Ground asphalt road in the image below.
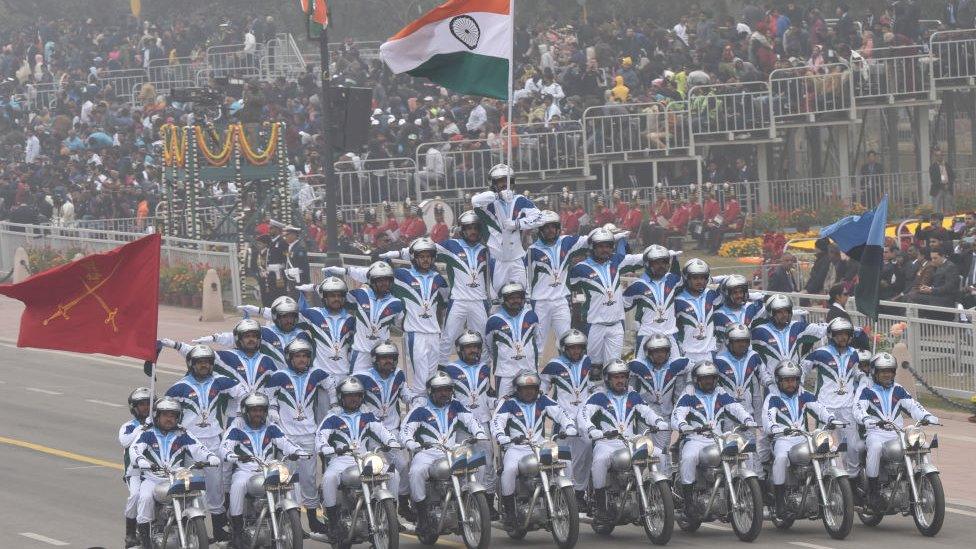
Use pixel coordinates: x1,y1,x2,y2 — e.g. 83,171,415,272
1,341,975,549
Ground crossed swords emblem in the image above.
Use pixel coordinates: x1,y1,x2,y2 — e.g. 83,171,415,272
42,260,122,333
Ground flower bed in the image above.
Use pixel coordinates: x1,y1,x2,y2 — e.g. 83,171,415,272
25,246,87,273
159,263,233,307
719,231,819,258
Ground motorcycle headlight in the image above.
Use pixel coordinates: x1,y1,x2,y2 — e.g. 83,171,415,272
362,453,387,475
451,447,473,462
174,469,194,488
632,435,655,459
723,433,746,454
813,430,834,452
906,427,926,449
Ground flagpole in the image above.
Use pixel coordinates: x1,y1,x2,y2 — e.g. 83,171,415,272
505,0,515,174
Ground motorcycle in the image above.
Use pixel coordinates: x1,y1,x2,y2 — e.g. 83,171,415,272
588,428,675,545
853,419,944,537
229,450,308,548
142,462,211,549
763,423,854,539
670,425,764,542
414,438,491,549
501,433,579,549
328,442,400,549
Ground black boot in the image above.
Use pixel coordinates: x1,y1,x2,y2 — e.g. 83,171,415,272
592,488,610,522
325,505,345,542
137,522,151,549
682,483,699,519
500,495,517,530
306,507,327,535
229,515,245,549
485,493,500,521
398,495,416,523
867,477,884,513
774,484,788,518
124,517,138,548
575,490,589,513
211,512,230,543
413,499,429,534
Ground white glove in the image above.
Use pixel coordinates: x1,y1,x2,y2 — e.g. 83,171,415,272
207,455,220,467
322,266,346,277
379,251,400,260
613,230,630,240
669,250,683,257
285,267,301,281
237,304,261,315
191,336,215,344
159,338,177,349
500,189,514,201
564,426,579,437
295,283,315,292
502,218,518,231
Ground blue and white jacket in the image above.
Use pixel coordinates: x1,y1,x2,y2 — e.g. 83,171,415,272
165,373,248,439
220,423,301,472
486,304,539,379
854,383,937,431
752,321,827,369
173,341,279,393
628,356,691,412
526,235,591,302
800,343,863,410
391,240,490,302
671,387,755,442
675,287,723,355
540,354,594,411
400,399,486,451
579,390,669,441
624,272,682,337
350,265,448,334
713,347,766,414
762,388,834,437
119,418,147,478
316,410,398,457
297,294,355,375
201,323,310,366
440,359,493,423
570,253,645,325
713,299,765,348
264,367,333,437
346,286,404,354
491,395,576,446
130,427,217,480
471,190,545,261
354,368,408,431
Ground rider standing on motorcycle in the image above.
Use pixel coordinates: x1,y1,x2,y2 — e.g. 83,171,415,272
401,371,488,533
671,361,757,518
492,369,578,527
163,345,248,543
569,229,646,375
751,294,828,380
854,352,939,511
263,338,334,534
541,329,596,508
440,331,499,518
292,277,356,375
337,261,404,372
354,340,413,520
204,296,311,365
221,393,306,547
318,377,401,540
801,318,866,481
130,397,221,548
380,210,491,363
120,387,151,547
762,361,837,517
485,281,539,397
579,360,670,522
627,335,691,471
712,274,764,350
714,323,766,469
623,244,682,361
471,163,546,295
674,258,723,364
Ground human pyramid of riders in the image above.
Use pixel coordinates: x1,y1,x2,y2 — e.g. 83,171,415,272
120,164,945,549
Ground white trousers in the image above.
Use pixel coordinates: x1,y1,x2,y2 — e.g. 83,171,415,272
349,350,373,373
474,422,496,493
291,435,319,508
322,455,355,508
587,322,624,366
568,435,592,491
409,448,443,502
230,469,273,516
491,260,527,297
533,299,572,355
684,351,714,366
197,436,226,514
406,332,442,403
679,439,713,485
386,448,411,496
500,445,533,496
829,407,863,476
592,438,659,490
865,430,898,478
634,333,680,362
439,299,489,362
771,436,806,485
124,475,141,519
137,476,163,524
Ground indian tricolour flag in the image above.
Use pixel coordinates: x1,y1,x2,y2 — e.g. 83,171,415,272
380,0,512,99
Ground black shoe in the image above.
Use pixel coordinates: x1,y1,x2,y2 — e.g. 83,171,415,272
575,490,588,513
682,483,699,519
485,493,500,521
325,505,346,542
229,515,245,549
501,495,517,530
307,507,328,535
124,517,138,548
867,477,884,513
592,488,610,523
773,484,788,518
398,495,416,523
211,512,230,543
137,522,151,549
413,499,430,535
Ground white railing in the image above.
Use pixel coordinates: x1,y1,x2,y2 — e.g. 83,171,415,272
687,82,775,140
502,121,586,178
769,63,855,125
415,138,501,193
326,157,418,209
854,46,937,104
930,29,976,82
206,42,261,79
25,81,61,111
147,57,204,92
583,102,692,159
94,68,147,103
260,33,307,81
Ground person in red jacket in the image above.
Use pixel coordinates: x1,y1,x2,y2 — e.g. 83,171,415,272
593,197,615,227
376,203,400,238
669,200,691,234
399,204,427,241
692,191,721,249
613,191,630,221
362,208,381,246
702,191,720,221
621,196,643,235
429,205,450,243
653,194,673,221
705,195,743,254
560,198,583,235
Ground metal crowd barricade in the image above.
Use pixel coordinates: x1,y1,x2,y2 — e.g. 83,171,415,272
930,29,976,82
501,121,586,179
260,34,307,81
207,43,261,79
318,157,418,209
769,63,855,125
94,68,147,102
25,81,61,111
582,101,691,160
415,138,500,195
687,82,775,141
854,46,936,105
767,175,846,212
147,57,203,92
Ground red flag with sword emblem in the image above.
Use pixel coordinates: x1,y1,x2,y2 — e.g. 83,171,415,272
0,233,160,361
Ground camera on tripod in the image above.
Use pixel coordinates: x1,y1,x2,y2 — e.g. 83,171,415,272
170,87,224,106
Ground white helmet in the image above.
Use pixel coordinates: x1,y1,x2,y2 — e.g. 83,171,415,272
871,352,897,373
426,371,454,395
367,261,395,282
726,323,751,342
241,392,270,415
270,296,299,319
774,360,802,381
284,338,314,366
691,360,720,383
827,317,854,336
766,293,792,312
722,274,749,299
514,369,542,390
409,237,437,260
128,387,151,417
457,210,480,228
643,244,670,264
185,344,216,370
857,349,873,364
539,210,560,226
643,334,672,356
588,228,615,246
233,318,262,340
603,359,631,388
489,163,514,181
371,339,399,360
682,258,710,281
499,281,526,299
558,329,588,355
318,276,348,296
337,376,366,398
455,330,483,354
153,396,183,425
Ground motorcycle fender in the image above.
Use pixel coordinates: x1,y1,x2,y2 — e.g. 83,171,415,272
645,470,669,485
280,496,302,512
734,466,759,479
553,476,574,490
915,463,939,477
824,466,849,479
462,481,486,495
182,505,207,521
372,488,396,502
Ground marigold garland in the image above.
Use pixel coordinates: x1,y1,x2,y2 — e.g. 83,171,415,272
160,124,187,167
195,125,235,166
236,123,279,166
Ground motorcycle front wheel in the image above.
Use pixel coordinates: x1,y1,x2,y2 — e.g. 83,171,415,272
187,516,209,549
913,472,945,537
641,481,674,546
549,485,579,549
821,476,854,540
371,499,400,549
460,492,491,549
729,477,763,542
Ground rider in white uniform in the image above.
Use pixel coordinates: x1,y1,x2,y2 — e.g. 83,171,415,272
120,387,150,548
485,281,539,398
206,296,311,365
293,277,356,376
674,258,723,364
627,335,691,470
623,244,682,361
